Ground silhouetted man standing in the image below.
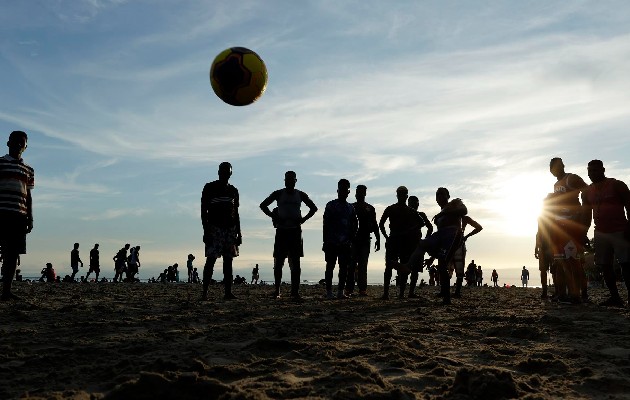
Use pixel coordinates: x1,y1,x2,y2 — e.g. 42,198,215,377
0,131,34,300
260,171,318,300
201,162,241,300
86,244,100,282
70,242,83,281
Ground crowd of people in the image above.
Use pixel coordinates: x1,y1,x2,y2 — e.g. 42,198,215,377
2,131,629,308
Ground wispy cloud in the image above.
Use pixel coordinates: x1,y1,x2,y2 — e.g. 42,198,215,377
81,208,150,221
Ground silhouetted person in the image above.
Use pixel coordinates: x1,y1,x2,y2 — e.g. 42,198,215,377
201,162,241,300
251,264,259,284
192,268,200,283
549,157,588,303
187,254,195,283
451,215,483,298
260,170,318,300
521,266,529,287
379,186,422,300
86,244,100,282
535,195,555,298
0,131,34,300
399,187,468,305
582,160,630,307
491,269,499,287
127,245,140,281
113,244,130,283
323,179,358,299
465,261,477,287
406,195,433,298
347,184,380,297
476,265,483,286
70,242,83,281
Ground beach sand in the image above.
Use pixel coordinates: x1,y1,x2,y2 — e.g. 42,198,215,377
1,281,629,399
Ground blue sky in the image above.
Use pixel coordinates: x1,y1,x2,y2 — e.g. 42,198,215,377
2,1,630,284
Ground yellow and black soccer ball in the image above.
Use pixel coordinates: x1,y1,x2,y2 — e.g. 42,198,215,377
209,47,268,106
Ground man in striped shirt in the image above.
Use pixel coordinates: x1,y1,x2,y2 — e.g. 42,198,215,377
0,131,34,301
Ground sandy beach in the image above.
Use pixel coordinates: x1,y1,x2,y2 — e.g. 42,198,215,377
1,281,629,399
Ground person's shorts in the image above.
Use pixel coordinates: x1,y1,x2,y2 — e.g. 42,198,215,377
71,265,79,273
550,217,584,260
88,265,100,274
538,248,553,272
324,243,352,266
204,225,239,259
593,230,630,265
384,235,416,264
273,227,303,258
0,212,28,255
351,240,371,265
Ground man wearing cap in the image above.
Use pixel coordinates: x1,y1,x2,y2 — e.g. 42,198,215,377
378,186,422,299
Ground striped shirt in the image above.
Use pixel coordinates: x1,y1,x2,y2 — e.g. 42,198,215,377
201,180,239,229
0,154,34,215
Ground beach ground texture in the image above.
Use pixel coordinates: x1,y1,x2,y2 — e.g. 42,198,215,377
1,282,629,399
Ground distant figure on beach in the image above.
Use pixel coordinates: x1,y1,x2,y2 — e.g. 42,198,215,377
428,264,437,286
201,162,241,300
476,265,483,286
127,245,141,282
322,179,358,299
192,267,200,283
582,160,630,307
406,195,433,298
345,185,380,297
521,266,530,287
465,261,477,287
260,170,318,300
187,254,195,283
535,195,555,298
113,244,130,283
158,268,168,283
40,263,56,282
398,187,468,305
70,242,83,281
85,244,100,282
491,269,499,287
0,131,34,301
549,157,588,303
251,264,259,284
379,186,422,300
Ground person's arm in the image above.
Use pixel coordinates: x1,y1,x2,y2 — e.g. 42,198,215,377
419,212,433,236
581,191,593,233
371,207,381,251
201,185,209,233
462,216,482,241
235,187,242,245
322,202,330,247
300,192,318,224
615,180,630,240
259,191,277,219
26,188,33,233
379,208,389,241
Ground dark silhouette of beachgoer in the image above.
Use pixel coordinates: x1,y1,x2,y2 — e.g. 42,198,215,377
346,184,380,297
85,244,100,282
192,267,200,283
521,266,530,287
450,215,483,298
491,269,499,287
158,268,168,283
428,264,437,286
322,179,358,299
113,244,130,282
201,162,241,300
126,245,140,282
70,242,83,281
187,254,195,283
535,195,555,298
582,159,630,307
465,260,477,287
398,187,468,305
260,170,318,300
0,131,34,300
251,263,259,284
378,186,422,300
406,195,433,298
549,157,588,303
476,265,483,286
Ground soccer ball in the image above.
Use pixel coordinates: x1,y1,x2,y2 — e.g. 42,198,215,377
209,47,268,106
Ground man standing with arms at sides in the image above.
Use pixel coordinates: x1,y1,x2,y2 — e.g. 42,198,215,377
582,160,630,307
260,171,318,300
0,131,34,300
201,162,241,301
112,243,130,283
85,244,100,282
535,195,555,298
346,185,380,297
379,186,421,300
70,242,83,282
323,179,358,299
521,266,530,287
407,195,432,298
549,157,589,303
